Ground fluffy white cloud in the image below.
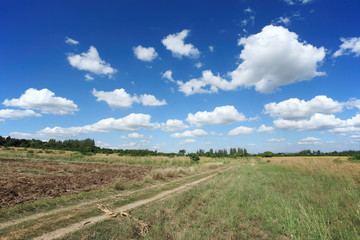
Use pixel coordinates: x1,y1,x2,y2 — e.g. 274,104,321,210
264,95,344,120
186,105,246,126
92,88,138,109
10,113,160,139
298,137,321,145
67,46,117,77
176,25,325,95
228,126,255,136
194,62,203,69
162,29,200,58
3,88,78,115
139,94,167,106
162,70,174,82
161,119,189,132
0,109,41,119
209,46,214,52
274,113,360,131
266,138,286,142
273,17,291,26
133,45,158,62
177,70,231,96
84,74,94,81
127,133,144,139
122,141,150,149
257,124,275,133
171,129,208,138
333,37,360,57
92,88,166,108
283,0,312,5
231,25,325,93
65,37,79,45
329,127,360,136
178,139,196,146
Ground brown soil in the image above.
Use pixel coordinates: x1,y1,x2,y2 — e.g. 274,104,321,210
0,158,153,208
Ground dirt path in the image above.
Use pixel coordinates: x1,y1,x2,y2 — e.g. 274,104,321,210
0,169,216,230
34,167,231,240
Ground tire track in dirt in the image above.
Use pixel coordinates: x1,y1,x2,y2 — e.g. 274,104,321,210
34,167,232,240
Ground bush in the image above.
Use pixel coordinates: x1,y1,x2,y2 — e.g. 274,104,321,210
263,151,274,158
350,154,360,162
188,153,200,163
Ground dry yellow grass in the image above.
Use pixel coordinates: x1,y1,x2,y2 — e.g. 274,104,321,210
0,147,227,167
262,156,360,182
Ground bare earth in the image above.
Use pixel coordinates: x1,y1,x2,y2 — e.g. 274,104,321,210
0,158,153,208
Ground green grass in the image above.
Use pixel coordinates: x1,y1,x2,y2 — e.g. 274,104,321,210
63,160,360,239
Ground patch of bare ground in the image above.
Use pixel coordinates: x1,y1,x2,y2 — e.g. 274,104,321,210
0,158,153,208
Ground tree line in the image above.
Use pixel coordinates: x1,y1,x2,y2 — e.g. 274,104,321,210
1,135,359,157
0,136,160,156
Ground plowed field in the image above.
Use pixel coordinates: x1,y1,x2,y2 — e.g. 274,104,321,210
0,158,153,208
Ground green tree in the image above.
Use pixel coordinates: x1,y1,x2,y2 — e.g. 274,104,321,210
263,151,274,158
178,149,186,155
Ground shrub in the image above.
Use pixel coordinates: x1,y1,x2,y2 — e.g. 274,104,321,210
350,154,360,162
188,153,200,163
263,151,274,158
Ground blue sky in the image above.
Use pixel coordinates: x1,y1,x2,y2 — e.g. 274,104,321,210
0,0,359,153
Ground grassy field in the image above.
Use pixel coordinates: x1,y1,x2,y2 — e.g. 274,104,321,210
0,146,227,166
1,149,359,239
61,157,360,240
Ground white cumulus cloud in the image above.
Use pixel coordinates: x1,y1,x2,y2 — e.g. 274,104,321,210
266,138,286,142
0,109,41,119
84,74,94,81
194,62,203,69
139,94,167,106
228,126,255,136
92,88,138,109
176,25,325,95
10,113,160,139
133,45,158,62
333,37,360,57
264,95,344,120
178,139,196,146
162,70,177,83
257,124,275,133
186,105,246,126
127,133,144,139
283,0,312,5
162,29,200,58
298,136,321,145
161,119,189,132
65,37,79,45
274,113,360,131
92,88,166,108
67,46,117,77
3,88,78,115
171,129,208,138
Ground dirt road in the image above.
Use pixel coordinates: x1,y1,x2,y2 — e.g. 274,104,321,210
37,167,230,240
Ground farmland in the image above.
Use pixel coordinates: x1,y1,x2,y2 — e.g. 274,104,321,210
0,148,359,239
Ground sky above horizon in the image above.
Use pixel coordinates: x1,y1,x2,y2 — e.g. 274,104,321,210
1,0,359,153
